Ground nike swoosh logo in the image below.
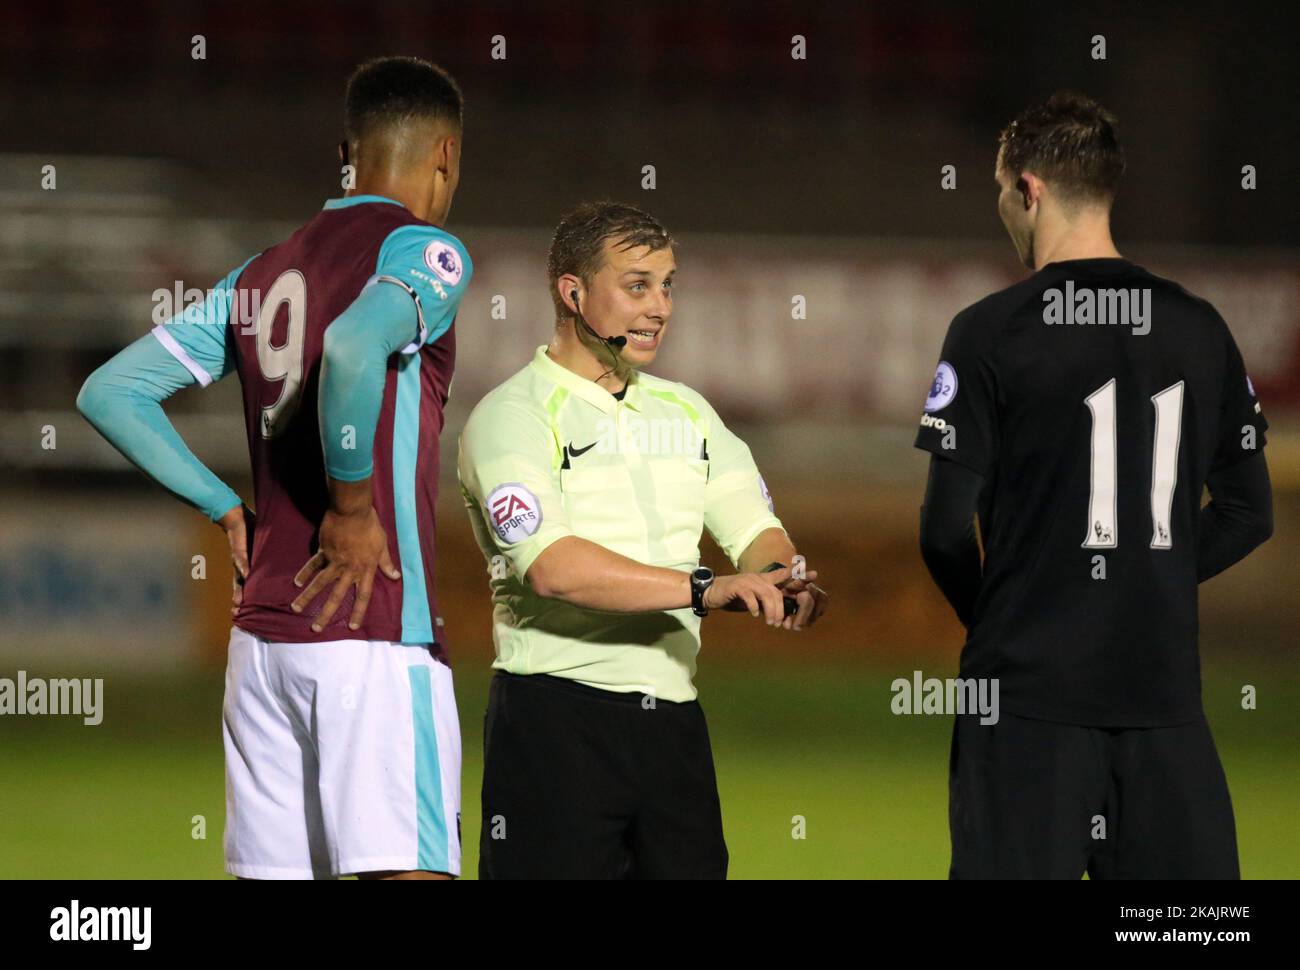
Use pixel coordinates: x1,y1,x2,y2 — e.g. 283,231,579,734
567,441,597,458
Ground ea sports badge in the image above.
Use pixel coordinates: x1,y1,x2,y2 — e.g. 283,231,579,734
487,483,541,544
924,361,958,412
424,241,463,286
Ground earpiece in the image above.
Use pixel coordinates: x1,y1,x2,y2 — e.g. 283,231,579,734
571,288,626,351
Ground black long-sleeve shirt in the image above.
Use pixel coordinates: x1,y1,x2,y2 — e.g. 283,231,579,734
918,450,1273,627
1197,450,1274,581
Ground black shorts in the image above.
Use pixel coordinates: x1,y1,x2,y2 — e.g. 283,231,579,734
949,711,1239,879
479,671,728,880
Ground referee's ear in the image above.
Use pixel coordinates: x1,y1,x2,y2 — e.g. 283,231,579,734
557,274,583,316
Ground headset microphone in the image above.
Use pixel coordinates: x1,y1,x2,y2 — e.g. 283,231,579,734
571,290,626,350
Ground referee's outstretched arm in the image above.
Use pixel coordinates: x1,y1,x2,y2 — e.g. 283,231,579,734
527,536,791,627
526,529,827,631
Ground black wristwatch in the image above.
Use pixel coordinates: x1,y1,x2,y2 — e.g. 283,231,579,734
690,566,715,617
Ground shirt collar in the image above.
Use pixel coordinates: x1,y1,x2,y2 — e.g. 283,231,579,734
529,345,644,414
322,194,404,211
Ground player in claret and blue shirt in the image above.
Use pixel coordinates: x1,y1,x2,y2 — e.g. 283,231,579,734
78,57,472,880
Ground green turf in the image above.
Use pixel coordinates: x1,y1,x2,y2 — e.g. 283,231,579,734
1,661,1296,879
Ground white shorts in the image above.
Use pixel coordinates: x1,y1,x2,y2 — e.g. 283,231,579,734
222,626,461,879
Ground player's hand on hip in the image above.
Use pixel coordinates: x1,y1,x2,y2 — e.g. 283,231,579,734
219,503,255,617
774,568,829,631
706,565,792,626
291,505,401,633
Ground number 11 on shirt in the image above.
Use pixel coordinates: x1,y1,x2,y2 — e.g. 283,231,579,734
1082,378,1185,551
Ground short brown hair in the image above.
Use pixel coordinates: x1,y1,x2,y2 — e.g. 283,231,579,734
546,202,674,316
998,92,1125,206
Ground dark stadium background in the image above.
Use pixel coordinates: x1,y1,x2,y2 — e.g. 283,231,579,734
1,0,1297,879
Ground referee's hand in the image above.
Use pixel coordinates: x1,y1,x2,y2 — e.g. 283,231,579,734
706,566,794,626
774,569,829,631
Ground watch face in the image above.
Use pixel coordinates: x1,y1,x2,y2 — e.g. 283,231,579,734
692,566,714,583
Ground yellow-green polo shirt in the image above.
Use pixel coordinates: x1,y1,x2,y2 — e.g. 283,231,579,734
457,345,784,701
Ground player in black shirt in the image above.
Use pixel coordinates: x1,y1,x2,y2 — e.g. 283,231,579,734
915,92,1273,879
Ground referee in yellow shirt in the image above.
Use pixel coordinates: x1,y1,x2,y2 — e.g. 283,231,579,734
458,202,828,879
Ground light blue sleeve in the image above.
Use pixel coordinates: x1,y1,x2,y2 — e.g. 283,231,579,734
77,333,243,522
149,258,254,385
373,226,472,352
318,278,422,482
